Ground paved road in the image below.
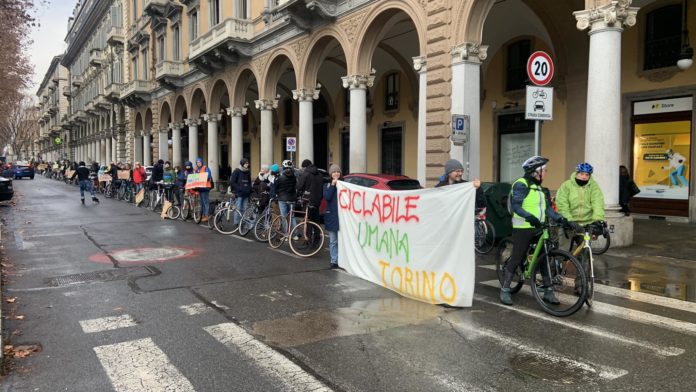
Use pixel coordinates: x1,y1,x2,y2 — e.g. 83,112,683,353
2,176,695,391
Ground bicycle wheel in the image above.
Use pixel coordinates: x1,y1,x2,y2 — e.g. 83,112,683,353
166,205,181,220
591,231,610,255
530,249,586,317
238,207,257,237
474,219,496,254
117,184,125,200
149,191,159,211
268,215,286,249
495,238,524,294
289,221,325,257
581,248,594,307
254,210,272,242
180,199,191,221
214,207,240,235
193,198,202,224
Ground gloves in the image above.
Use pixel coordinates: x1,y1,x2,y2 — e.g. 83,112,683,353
525,215,542,228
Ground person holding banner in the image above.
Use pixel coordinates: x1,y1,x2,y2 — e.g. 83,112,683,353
435,159,486,209
502,156,580,306
323,164,342,269
195,157,213,222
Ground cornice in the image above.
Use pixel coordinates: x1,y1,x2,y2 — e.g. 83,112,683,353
62,0,112,67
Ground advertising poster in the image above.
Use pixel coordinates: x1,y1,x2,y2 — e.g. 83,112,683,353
633,121,691,200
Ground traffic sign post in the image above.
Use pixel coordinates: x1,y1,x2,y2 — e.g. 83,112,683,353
286,136,296,165
526,52,555,155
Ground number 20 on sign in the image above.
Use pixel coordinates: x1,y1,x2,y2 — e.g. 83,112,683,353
527,51,554,86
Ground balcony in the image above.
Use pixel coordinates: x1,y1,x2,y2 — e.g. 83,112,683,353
89,49,104,67
120,80,153,107
62,86,71,97
95,94,110,110
188,18,253,73
143,0,169,16
85,102,97,115
107,25,126,46
74,110,88,121
104,82,122,102
72,75,83,87
155,61,185,89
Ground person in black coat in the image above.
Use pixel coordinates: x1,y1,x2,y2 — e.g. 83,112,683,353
297,159,325,223
230,158,252,224
274,160,298,232
71,161,99,204
619,165,639,216
323,164,342,269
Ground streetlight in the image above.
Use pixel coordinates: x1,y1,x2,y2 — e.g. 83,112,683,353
677,0,693,71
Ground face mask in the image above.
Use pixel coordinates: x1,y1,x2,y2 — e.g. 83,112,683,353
575,178,589,186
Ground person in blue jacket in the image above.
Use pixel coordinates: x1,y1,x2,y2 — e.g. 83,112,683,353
323,164,342,269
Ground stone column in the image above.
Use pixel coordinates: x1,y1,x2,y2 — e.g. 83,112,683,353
106,136,112,163
100,138,106,164
143,132,152,166
451,42,487,180
117,129,126,162
255,99,278,167
134,132,143,164
575,1,639,247
169,123,182,167
293,88,320,165
203,113,220,182
158,129,169,162
185,118,200,163
227,107,246,168
342,74,375,173
413,56,427,186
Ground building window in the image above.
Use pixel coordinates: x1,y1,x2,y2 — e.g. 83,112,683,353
644,5,682,70
384,72,399,111
132,56,138,80
237,0,249,19
209,0,220,26
190,10,198,40
132,0,138,21
506,39,531,91
157,35,165,62
142,48,148,79
172,25,180,61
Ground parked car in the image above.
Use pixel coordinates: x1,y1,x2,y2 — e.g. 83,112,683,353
0,177,13,201
343,173,422,190
13,164,34,180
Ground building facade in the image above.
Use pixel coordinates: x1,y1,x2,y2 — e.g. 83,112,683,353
36,0,696,237
36,56,70,162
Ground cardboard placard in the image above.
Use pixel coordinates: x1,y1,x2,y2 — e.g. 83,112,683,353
98,174,112,182
117,170,131,180
135,189,145,205
65,170,74,179
185,173,208,190
161,200,172,219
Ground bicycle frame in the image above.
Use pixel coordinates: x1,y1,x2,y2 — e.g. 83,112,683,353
571,230,595,285
522,227,551,280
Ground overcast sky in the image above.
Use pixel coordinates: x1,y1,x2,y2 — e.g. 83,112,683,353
28,1,75,95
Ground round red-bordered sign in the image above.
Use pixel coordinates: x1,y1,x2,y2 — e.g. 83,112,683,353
527,51,554,86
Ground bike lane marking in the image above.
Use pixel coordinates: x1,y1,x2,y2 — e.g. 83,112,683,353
204,322,332,392
94,338,195,392
79,315,138,333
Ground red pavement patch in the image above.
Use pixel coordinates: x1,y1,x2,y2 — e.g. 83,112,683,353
89,247,200,265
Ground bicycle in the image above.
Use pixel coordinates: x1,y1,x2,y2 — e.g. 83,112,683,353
474,208,496,254
238,193,266,237
213,193,241,235
495,223,587,317
268,198,325,257
568,221,606,307
180,190,201,222
253,198,279,242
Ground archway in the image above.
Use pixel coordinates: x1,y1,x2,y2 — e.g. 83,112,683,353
189,88,207,163
232,67,260,171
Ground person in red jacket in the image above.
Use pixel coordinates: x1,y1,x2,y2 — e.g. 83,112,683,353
133,162,147,194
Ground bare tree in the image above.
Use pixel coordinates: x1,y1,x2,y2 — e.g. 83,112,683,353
0,96,39,161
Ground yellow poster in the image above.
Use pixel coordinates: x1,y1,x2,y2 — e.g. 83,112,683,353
633,121,691,200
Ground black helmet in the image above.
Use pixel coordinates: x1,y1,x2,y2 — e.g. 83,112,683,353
521,156,549,173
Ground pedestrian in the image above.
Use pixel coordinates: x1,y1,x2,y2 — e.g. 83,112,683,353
230,158,252,225
619,165,639,216
195,157,213,222
254,164,271,209
151,159,164,185
133,162,147,194
70,161,99,204
296,159,325,223
501,156,580,306
324,164,342,269
435,159,486,209
273,160,298,234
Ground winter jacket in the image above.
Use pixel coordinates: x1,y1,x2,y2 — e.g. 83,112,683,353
323,182,339,232
151,163,164,183
274,168,297,202
72,166,91,182
230,167,252,197
163,168,175,184
133,167,147,184
555,171,605,225
297,165,325,207
435,178,487,209
195,158,212,192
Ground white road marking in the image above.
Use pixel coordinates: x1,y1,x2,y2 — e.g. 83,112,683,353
210,300,229,310
478,264,496,271
94,338,195,392
79,315,137,333
179,303,211,316
23,231,83,238
270,248,302,259
204,322,332,392
448,320,628,381
232,235,254,242
480,280,696,336
474,294,684,357
593,284,696,314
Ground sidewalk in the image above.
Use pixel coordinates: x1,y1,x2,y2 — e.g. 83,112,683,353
610,217,696,261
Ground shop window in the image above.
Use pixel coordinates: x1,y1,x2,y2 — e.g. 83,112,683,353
506,39,531,91
384,72,399,111
644,5,682,70
497,112,534,183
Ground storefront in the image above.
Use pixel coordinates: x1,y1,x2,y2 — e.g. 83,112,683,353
630,96,693,217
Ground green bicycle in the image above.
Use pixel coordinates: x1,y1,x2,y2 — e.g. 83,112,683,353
496,223,588,317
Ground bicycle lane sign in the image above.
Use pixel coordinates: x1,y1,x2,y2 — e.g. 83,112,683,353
525,86,553,121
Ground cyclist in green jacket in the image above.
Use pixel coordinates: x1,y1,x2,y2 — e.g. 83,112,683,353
555,162,605,226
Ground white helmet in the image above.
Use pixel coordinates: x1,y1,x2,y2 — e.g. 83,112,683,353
282,159,294,169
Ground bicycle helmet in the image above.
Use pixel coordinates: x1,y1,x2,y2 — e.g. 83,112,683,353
521,155,549,173
576,162,593,174
270,164,280,173
282,159,294,169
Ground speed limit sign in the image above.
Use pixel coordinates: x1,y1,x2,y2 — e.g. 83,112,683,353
527,51,554,86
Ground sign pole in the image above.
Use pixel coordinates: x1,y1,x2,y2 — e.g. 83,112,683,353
534,120,541,155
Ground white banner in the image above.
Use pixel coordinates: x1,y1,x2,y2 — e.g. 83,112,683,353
337,181,476,307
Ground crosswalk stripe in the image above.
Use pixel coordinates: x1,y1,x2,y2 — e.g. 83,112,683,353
480,280,696,336
478,264,496,271
445,320,628,381
79,315,137,333
179,303,211,316
94,338,195,392
204,322,332,392
592,284,696,314
473,294,684,357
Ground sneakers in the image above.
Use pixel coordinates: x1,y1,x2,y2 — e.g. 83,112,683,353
330,263,339,269
81,198,85,205
292,235,301,241
543,288,560,304
201,216,209,223
92,197,100,203
500,288,512,305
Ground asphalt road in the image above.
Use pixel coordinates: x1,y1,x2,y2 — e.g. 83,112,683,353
1,176,696,391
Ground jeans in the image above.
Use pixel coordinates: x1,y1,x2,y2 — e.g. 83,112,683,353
278,201,297,233
135,183,143,193
327,230,338,265
200,190,210,216
79,180,96,198
670,165,688,186
235,196,248,225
